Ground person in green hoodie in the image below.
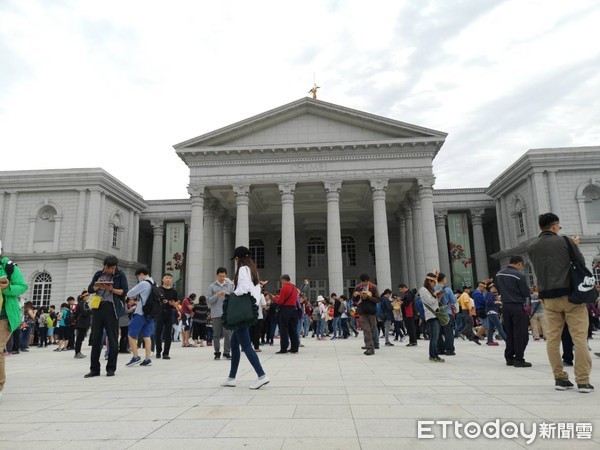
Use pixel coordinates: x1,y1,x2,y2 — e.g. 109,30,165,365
0,239,29,402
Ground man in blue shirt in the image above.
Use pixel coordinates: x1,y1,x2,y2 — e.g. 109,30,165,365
473,282,489,331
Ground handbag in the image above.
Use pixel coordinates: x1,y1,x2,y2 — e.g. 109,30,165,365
563,236,597,304
222,292,258,330
88,294,101,309
423,302,450,326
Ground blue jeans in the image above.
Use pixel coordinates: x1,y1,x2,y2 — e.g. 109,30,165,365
302,315,310,337
228,327,265,379
426,318,441,358
487,313,507,343
332,317,342,337
315,319,325,338
20,326,32,350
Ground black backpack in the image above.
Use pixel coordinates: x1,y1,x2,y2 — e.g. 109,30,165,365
142,280,162,317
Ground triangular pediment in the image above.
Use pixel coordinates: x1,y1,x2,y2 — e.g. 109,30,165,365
174,98,447,150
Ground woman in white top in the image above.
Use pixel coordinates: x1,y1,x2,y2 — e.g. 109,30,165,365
221,246,269,390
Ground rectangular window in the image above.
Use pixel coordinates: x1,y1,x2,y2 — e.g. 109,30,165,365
112,226,119,248
309,280,328,298
517,212,525,235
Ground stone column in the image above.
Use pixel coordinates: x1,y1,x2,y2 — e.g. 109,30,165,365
132,211,140,262
470,208,489,282
52,215,62,252
434,209,451,284
499,195,512,249
223,217,233,275
74,189,86,251
547,170,561,217
403,205,416,289
532,171,550,214
203,198,216,288
150,220,165,282
213,206,225,270
279,182,297,283
84,189,102,250
370,180,392,290
494,199,506,250
0,192,5,239
324,181,343,296
233,185,250,248
418,177,440,273
128,209,136,260
186,186,205,296
398,212,409,286
410,190,426,282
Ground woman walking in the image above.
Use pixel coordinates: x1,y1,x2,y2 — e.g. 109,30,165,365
419,273,445,363
221,246,269,390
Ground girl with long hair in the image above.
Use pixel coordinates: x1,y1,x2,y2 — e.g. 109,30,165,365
418,272,445,362
221,246,269,390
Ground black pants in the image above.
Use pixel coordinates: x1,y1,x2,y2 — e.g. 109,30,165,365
75,328,88,354
66,326,75,349
502,302,529,362
250,319,263,350
90,302,119,374
119,325,129,352
404,317,417,344
278,306,299,352
155,314,172,357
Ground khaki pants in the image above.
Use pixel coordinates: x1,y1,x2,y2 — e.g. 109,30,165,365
0,319,12,391
542,296,591,384
360,314,376,350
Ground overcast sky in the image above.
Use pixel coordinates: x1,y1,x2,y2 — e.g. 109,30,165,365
1,0,599,200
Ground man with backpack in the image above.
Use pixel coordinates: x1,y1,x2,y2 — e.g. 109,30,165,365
0,239,29,402
125,268,158,367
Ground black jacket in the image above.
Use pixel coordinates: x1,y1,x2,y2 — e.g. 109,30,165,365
88,268,128,319
73,299,92,329
495,266,530,304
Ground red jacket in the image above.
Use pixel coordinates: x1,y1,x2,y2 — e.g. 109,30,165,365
275,283,298,306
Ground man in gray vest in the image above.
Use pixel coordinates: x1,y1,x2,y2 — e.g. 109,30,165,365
207,267,233,360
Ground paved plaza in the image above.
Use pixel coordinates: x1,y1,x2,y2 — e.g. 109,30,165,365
1,334,600,449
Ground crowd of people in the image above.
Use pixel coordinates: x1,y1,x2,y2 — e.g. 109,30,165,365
1,212,600,400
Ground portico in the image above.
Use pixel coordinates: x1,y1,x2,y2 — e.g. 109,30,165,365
175,98,447,296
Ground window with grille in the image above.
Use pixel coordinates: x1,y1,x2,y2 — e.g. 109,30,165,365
32,272,52,308
517,211,525,235
369,235,376,265
341,235,356,267
307,237,326,268
344,279,357,298
309,279,327,298
525,263,535,287
249,238,265,269
112,225,119,248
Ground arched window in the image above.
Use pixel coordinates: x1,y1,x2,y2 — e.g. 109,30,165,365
32,272,52,308
110,213,122,249
307,237,326,268
514,198,526,235
583,184,600,222
341,236,356,267
369,235,376,265
249,238,265,269
34,205,57,243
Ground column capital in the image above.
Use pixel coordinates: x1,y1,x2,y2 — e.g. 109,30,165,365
233,184,250,198
434,209,448,227
150,220,164,234
187,185,205,198
417,176,435,190
204,198,217,214
323,180,342,194
278,182,296,196
369,179,389,192
470,207,485,225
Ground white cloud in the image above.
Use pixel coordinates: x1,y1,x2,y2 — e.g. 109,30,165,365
0,0,598,198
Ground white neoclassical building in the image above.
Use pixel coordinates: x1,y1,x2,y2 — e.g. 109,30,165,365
0,98,598,306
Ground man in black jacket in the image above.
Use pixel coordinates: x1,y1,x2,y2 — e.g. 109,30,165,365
86,256,128,378
495,255,531,368
527,212,593,393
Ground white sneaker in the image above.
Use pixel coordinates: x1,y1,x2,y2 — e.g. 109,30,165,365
221,378,236,387
249,376,270,390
